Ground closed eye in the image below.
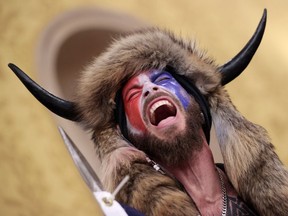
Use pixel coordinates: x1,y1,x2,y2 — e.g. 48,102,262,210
154,75,171,84
126,88,141,101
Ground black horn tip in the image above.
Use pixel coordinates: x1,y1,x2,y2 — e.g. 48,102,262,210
219,9,267,85
8,63,14,68
8,63,80,122
8,63,20,75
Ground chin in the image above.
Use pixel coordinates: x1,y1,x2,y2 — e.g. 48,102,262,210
129,104,204,166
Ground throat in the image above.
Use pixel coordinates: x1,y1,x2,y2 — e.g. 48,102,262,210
163,144,225,215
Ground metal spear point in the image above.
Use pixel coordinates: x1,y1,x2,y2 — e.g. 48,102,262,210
58,126,128,216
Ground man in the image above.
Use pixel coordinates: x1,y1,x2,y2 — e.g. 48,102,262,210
9,9,288,215
119,68,256,215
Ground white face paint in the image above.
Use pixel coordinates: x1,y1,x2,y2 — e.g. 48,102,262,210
122,69,191,139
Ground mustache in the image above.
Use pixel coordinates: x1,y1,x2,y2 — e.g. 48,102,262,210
142,91,182,118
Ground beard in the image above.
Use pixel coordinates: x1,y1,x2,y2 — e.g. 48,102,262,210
127,103,204,167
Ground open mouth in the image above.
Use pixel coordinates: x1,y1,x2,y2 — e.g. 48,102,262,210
149,100,177,126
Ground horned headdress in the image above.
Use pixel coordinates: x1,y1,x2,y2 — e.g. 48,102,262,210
9,10,266,140
11,10,288,215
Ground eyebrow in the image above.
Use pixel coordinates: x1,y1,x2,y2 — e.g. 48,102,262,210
150,71,171,82
150,71,160,82
123,83,142,99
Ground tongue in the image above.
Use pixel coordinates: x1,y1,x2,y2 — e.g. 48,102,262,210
157,116,176,127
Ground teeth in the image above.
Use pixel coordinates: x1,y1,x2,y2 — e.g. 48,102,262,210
148,99,177,126
150,100,172,115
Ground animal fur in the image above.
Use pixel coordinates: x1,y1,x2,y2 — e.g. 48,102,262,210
210,88,288,215
74,28,288,215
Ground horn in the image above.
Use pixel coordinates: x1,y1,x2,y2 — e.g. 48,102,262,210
8,63,79,121
219,9,267,85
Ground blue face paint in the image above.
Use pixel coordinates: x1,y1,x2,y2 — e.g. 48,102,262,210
149,70,191,109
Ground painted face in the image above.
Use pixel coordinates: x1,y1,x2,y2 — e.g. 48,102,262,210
122,69,191,137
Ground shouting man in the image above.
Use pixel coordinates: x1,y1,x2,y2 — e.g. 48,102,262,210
120,68,249,215
9,9,288,215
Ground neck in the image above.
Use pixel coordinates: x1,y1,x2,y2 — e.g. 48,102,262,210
163,142,224,215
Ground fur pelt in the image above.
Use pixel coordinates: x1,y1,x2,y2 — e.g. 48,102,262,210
75,28,288,215
210,87,288,215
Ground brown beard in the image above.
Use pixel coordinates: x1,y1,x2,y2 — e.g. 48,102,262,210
127,101,204,166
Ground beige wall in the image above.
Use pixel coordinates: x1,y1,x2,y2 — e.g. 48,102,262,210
1,1,288,215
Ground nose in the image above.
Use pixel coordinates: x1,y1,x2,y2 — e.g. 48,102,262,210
143,83,159,97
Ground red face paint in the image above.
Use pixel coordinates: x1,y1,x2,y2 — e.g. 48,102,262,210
122,70,191,135
122,74,147,133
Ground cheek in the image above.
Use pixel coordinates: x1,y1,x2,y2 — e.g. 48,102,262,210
162,82,190,109
177,88,191,109
125,98,147,133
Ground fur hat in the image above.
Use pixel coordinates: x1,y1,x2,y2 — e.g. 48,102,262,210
8,8,266,164
76,28,219,139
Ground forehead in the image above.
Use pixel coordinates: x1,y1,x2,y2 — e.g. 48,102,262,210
123,69,171,88
122,70,163,95
126,72,149,86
